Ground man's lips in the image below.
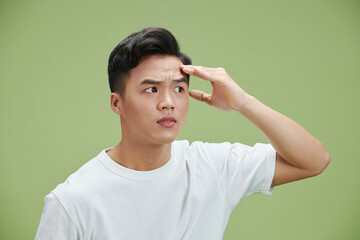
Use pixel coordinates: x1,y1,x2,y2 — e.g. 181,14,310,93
157,116,177,127
157,116,177,123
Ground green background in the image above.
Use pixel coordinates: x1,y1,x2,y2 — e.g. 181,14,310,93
1,0,359,239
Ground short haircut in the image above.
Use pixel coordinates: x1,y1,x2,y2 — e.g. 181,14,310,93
107,27,192,98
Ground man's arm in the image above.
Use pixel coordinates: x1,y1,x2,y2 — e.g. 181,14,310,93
180,65,330,187
237,95,330,187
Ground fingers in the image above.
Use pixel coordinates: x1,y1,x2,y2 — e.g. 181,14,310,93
180,65,221,82
189,90,211,104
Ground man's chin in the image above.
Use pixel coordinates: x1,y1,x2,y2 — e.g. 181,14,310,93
151,134,178,145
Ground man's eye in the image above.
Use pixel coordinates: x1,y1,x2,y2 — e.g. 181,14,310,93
145,87,157,93
175,86,184,93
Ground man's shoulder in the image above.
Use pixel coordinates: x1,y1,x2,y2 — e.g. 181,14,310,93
49,150,107,201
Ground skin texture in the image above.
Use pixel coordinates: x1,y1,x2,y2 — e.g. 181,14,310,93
107,55,189,171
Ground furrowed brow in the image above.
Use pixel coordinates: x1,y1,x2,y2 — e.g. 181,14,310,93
139,77,188,86
140,79,162,85
173,77,189,85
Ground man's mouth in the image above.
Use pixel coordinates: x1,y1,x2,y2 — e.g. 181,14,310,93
157,116,177,127
157,116,176,122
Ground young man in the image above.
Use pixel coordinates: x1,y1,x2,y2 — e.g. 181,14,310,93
35,27,330,240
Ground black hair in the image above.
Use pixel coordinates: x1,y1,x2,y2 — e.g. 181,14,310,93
107,27,192,98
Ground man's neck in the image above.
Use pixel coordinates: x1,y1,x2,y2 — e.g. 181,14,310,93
106,138,172,171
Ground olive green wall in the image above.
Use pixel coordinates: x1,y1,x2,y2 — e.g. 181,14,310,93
1,0,359,239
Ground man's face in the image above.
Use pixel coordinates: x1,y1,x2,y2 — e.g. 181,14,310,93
118,55,189,145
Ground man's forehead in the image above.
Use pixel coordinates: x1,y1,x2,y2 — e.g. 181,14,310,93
130,55,185,80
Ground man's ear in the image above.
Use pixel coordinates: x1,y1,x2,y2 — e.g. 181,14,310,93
110,92,124,116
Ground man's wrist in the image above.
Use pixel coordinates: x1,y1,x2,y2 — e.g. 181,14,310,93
233,94,257,114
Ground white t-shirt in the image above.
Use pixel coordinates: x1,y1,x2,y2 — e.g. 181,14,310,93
35,140,276,240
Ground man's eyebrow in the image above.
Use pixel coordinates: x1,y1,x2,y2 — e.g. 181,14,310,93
173,77,188,84
139,77,188,85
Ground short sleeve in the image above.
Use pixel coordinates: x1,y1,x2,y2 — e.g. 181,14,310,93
35,193,81,240
192,141,276,211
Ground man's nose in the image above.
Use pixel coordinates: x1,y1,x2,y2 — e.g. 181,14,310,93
158,91,175,111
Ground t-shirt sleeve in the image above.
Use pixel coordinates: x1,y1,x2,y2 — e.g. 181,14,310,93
193,141,276,211
35,193,81,240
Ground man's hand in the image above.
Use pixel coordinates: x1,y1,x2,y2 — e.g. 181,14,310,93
181,64,330,187
180,65,251,111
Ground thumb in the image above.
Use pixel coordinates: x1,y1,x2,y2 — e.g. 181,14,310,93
189,90,211,104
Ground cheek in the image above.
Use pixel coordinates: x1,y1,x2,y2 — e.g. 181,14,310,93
123,99,146,120
177,96,189,115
